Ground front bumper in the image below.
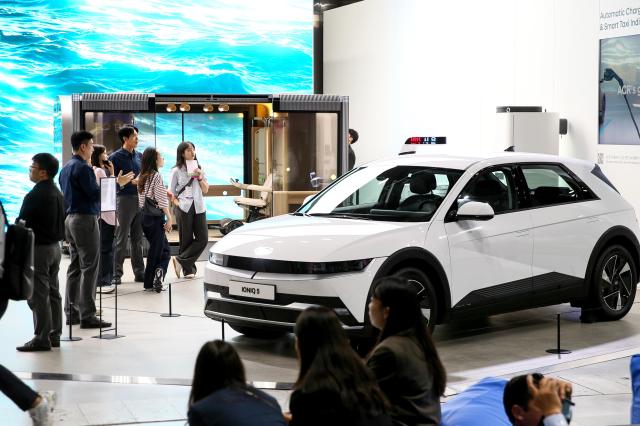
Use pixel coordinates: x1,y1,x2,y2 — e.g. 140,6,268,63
203,258,385,331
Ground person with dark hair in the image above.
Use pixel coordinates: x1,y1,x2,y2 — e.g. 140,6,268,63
15,153,65,351
503,374,573,426
289,306,391,426
188,340,285,426
1,198,57,423
169,141,209,279
91,145,116,294
366,276,447,426
137,147,172,292
59,131,132,328
109,125,145,285
348,128,359,170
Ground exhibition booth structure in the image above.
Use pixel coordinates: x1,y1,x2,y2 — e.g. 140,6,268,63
54,93,350,222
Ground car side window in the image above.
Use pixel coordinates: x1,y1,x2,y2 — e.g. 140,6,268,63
520,164,590,207
456,167,517,214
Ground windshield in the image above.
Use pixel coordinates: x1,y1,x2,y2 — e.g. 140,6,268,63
297,165,464,222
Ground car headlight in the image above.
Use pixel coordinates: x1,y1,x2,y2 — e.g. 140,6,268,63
209,252,224,266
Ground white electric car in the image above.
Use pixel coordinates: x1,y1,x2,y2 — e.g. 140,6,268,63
204,152,640,337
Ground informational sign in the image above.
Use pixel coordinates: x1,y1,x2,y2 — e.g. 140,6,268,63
404,137,447,145
599,0,640,145
100,177,117,212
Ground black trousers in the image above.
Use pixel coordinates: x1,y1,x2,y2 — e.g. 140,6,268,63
0,299,38,411
141,214,170,289
176,203,207,275
98,219,115,285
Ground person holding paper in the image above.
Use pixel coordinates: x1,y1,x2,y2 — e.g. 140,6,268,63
91,144,116,294
59,131,133,328
169,141,209,279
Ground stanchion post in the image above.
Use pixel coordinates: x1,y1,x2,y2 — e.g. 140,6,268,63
60,292,81,342
545,313,572,357
221,318,225,341
160,283,181,318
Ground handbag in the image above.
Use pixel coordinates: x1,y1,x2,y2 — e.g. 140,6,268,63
0,199,34,301
142,173,164,217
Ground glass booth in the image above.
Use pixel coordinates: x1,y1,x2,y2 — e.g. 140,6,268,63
55,94,349,222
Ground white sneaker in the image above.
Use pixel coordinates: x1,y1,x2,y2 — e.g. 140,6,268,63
97,284,115,294
29,390,56,426
184,273,195,279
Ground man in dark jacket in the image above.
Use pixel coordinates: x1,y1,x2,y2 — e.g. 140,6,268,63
108,125,144,285
59,131,133,329
16,153,65,351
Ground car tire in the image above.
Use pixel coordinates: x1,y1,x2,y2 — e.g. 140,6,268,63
393,267,439,333
587,244,637,321
227,324,287,339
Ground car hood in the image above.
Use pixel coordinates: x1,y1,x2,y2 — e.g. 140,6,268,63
213,214,431,262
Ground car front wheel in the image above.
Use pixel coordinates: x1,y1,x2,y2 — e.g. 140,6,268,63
394,267,438,333
590,244,637,321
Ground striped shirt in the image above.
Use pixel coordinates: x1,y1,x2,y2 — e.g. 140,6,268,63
138,172,169,210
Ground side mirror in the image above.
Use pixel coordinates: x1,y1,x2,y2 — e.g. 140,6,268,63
456,201,494,221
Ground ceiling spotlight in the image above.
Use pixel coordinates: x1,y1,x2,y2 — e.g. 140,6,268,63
218,104,229,112
166,103,176,112
179,102,191,112
203,103,213,112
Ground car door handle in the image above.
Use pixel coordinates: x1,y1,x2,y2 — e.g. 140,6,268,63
586,217,601,223
515,230,530,237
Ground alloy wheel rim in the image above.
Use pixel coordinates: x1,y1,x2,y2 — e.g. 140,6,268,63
600,253,633,312
406,278,432,324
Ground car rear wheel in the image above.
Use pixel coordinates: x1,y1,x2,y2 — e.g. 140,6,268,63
589,244,637,321
394,267,438,333
227,323,288,339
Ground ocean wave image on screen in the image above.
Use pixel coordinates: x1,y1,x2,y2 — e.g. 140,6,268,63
0,0,312,220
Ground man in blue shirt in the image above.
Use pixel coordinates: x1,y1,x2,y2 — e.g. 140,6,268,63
59,131,133,328
109,125,145,285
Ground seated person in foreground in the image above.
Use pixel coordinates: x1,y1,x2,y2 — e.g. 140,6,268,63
366,277,447,426
288,306,391,426
188,340,285,426
503,373,573,426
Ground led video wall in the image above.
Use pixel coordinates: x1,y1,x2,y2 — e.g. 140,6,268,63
0,0,312,220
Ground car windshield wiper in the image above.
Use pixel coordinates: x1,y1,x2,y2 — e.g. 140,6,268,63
308,212,373,220
290,212,308,216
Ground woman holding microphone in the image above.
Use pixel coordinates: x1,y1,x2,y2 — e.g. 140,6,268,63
169,141,209,279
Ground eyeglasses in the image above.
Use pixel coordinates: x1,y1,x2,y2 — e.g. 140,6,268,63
29,165,40,170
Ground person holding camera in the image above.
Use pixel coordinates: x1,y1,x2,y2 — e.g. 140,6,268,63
91,145,116,294
503,373,574,426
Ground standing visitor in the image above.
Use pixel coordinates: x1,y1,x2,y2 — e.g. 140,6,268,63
91,144,116,294
109,125,144,285
169,142,209,279
137,147,172,292
16,153,65,351
59,131,132,328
